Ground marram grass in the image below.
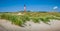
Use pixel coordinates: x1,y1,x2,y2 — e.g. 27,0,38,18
0,12,60,27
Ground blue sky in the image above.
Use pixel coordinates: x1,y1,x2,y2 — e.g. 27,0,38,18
0,0,60,12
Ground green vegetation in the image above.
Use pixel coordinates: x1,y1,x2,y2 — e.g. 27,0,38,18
0,12,60,27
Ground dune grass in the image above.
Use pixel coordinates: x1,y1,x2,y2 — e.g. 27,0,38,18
0,12,60,27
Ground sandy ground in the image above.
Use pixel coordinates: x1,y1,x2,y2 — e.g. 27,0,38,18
0,19,60,31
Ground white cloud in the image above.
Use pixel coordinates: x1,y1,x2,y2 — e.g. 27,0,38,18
53,6,58,10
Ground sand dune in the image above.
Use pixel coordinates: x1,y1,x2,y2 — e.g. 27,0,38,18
0,19,60,31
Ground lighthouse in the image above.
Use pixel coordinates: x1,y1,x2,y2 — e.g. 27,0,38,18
24,4,26,12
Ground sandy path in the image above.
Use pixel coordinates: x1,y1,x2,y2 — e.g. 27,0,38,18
0,19,60,31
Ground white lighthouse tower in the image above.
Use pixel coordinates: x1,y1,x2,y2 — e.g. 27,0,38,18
24,4,26,12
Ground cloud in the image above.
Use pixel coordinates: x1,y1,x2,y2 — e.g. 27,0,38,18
53,6,58,10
